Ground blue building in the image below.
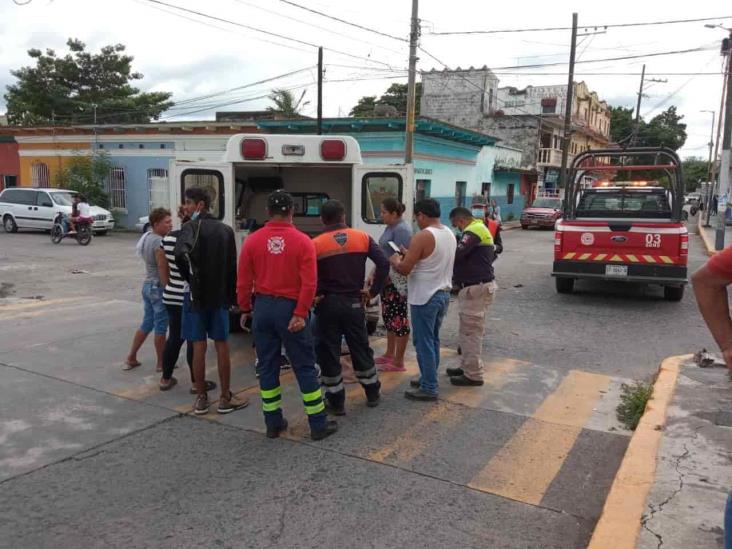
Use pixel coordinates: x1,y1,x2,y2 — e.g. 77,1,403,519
258,117,527,224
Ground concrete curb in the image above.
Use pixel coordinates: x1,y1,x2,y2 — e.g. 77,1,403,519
697,214,717,257
587,354,690,549
501,221,522,231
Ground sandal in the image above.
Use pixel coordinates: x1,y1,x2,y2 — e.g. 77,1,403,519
159,377,178,391
123,360,141,371
378,362,406,373
375,356,394,365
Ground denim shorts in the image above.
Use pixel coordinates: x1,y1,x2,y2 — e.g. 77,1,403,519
181,292,229,342
141,281,169,335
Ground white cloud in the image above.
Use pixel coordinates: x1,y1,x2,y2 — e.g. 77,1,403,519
0,0,728,158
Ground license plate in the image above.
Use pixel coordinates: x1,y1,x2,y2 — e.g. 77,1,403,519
605,265,628,277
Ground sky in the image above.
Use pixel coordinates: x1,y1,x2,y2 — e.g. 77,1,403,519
0,0,730,159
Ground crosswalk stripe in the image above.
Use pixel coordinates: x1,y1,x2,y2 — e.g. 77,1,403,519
367,358,523,463
467,370,611,504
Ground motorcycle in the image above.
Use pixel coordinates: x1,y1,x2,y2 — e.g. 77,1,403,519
50,212,93,246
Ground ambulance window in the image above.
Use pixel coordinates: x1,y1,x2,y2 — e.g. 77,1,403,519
181,169,224,220
292,193,329,217
362,173,403,224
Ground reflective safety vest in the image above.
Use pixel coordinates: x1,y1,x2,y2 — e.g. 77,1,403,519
466,218,494,246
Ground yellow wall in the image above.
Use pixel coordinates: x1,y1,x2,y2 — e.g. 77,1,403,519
18,142,90,187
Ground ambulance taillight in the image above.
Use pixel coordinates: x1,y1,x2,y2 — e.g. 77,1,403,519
242,138,267,160
320,139,346,161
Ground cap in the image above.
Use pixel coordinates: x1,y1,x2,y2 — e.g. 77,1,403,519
267,189,293,212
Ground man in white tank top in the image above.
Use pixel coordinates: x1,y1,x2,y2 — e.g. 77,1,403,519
390,199,456,400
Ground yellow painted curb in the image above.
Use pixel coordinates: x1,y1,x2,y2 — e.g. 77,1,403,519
697,214,717,257
587,354,690,549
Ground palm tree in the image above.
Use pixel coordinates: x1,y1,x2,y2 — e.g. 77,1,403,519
267,88,309,117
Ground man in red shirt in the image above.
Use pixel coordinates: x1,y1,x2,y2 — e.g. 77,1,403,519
237,190,337,441
692,246,732,374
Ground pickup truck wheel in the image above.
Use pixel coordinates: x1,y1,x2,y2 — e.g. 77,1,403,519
664,285,684,302
556,277,574,294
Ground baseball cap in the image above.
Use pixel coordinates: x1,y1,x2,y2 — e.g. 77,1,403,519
267,189,294,213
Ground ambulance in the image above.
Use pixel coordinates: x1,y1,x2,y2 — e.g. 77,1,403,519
552,147,688,301
168,133,412,245
168,133,414,333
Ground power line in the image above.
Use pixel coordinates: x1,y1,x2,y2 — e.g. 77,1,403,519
429,15,732,35
140,0,398,68
232,0,405,56
279,0,408,43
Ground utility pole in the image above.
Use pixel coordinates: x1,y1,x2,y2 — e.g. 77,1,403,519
317,47,323,135
558,12,578,193
404,0,419,165
632,64,646,146
702,109,716,226
714,33,732,250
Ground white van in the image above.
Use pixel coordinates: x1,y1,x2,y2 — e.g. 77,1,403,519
0,188,115,235
168,134,413,247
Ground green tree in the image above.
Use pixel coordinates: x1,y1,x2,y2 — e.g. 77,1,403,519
350,95,377,117
349,82,422,117
267,88,308,117
682,157,710,192
608,105,687,151
5,39,173,125
55,152,113,208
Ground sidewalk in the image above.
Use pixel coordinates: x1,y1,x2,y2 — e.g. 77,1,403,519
590,355,732,549
698,212,732,256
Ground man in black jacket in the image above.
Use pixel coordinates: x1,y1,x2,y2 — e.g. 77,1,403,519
175,187,248,416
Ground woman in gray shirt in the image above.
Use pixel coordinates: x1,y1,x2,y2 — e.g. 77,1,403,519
373,198,412,372
124,208,172,373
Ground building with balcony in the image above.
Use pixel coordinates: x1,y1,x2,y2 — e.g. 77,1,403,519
421,68,613,195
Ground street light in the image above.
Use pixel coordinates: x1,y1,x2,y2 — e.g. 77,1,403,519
701,109,716,226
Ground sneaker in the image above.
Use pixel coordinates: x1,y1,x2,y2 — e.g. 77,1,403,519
159,377,178,391
218,392,250,414
266,418,288,439
311,420,338,441
409,377,421,388
449,374,484,387
193,393,210,415
404,388,438,401
446,367,464,377
324,399,346,416
189,380,217,395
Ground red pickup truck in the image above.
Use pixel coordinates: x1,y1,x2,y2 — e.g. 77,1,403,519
552,148,688,301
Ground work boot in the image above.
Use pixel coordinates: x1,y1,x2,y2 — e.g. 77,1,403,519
446,367,464,377
366,393,381,408
311,420,338,441
404,388,438,402
266,418,288,439
324,399,346,416
449,374,484,387
409,377,421,388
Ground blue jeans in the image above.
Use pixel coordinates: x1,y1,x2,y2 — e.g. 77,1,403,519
725,490,732,549
410,290,450,395
253,295,325,431
140,281,168,335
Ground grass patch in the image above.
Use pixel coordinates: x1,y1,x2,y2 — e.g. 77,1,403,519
616,381,654,431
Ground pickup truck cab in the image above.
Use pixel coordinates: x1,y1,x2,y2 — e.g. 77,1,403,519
552,148,688,301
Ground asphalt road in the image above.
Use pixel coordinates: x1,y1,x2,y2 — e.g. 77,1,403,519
0,220,717,549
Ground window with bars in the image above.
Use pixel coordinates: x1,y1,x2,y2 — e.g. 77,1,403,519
31,163,50,188
108,167,127,210
147,168,169,211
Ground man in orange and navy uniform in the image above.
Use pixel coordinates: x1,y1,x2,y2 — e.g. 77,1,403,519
312,199,389,414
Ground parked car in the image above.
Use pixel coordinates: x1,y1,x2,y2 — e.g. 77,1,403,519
520,197,562,229
136,215,150,233
0,188,115,235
